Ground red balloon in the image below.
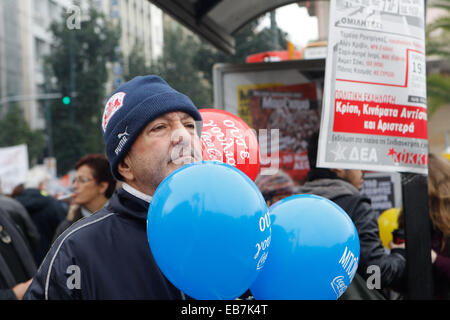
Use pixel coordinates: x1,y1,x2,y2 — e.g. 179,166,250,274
199,109,260,181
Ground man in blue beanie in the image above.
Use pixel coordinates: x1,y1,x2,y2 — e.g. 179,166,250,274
24,75,203,299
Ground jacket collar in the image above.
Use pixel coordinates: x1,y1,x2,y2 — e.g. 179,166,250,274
122,183,153,203
107,185,152,222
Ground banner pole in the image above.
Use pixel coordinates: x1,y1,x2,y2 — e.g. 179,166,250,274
401,172,433,299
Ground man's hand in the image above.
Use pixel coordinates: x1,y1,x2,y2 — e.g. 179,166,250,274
12,279,32,300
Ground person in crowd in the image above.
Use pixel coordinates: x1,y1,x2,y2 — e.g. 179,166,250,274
13,166,67,265
255,169,297,206
0,207,36,300
53,154,116,241
0,194,40,254
24,75,203,299
296,131,406,295
427,153,450,299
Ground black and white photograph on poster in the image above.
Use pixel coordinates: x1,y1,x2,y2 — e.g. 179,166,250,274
360,172,402,216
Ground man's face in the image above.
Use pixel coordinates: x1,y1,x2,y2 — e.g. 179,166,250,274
341,169,364,190
120,111,202,196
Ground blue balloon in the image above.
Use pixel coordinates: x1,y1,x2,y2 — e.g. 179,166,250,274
250,194,360,300
147,161,271,300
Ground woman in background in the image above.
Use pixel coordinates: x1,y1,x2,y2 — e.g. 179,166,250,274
53,154,116,241
428,153,450,299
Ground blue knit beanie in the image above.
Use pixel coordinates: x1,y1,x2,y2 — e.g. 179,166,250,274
102,75,202,180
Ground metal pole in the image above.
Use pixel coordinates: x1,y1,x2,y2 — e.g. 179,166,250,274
69,30,76,125
44,83,53,157
0,93,63,106
401,172,433,299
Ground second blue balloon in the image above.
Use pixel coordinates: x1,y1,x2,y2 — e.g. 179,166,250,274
250,194,360,300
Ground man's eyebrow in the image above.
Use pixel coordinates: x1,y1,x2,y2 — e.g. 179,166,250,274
154,112,193,123
180,113,194,120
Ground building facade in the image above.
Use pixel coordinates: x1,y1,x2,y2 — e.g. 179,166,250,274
0,1,25,119
0,0,164,131
95,0,164,91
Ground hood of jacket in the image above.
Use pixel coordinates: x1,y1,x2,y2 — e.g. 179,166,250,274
106,187,149,222
296,178,360,200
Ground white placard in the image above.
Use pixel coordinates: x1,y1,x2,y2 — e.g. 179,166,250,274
318,0,427,174
0,144,29,194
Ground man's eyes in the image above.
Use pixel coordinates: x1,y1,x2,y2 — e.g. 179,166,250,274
151,124,166,131
150,122,194,132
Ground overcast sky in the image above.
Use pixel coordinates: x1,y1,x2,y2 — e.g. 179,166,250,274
257,3,319,49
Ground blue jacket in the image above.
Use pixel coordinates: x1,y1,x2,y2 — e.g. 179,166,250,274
23,187,182,300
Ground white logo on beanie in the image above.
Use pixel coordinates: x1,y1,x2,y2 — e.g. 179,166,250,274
115,126,130,155
117,126,129,139
102,92,126,132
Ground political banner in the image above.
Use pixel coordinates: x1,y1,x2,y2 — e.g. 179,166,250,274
317,0,428,174
237,83,283,127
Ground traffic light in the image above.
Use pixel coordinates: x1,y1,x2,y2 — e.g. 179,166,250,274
62,96,71,105
62,86,71,105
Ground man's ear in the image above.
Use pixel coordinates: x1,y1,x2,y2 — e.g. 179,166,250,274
331,168,345,178
117,155,134,182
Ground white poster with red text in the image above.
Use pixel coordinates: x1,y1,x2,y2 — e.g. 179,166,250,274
317,0,428,174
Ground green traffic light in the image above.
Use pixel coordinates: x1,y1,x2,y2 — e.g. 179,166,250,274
62,96,71,105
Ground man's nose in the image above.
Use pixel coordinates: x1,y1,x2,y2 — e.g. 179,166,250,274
171,123,192,146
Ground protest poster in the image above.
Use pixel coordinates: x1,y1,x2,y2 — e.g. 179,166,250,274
248,82,321,181
317,0,428,174
0,144,29,195
237,83,283,127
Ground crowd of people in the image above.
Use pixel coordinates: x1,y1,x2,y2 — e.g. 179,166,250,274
0,74,448,300
0,153,115,299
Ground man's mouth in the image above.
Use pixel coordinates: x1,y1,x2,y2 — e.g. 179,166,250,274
172,155,194,164
169,152,196,165
169,144,202,165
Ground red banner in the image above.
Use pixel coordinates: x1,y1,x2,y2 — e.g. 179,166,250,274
333,99,427,139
